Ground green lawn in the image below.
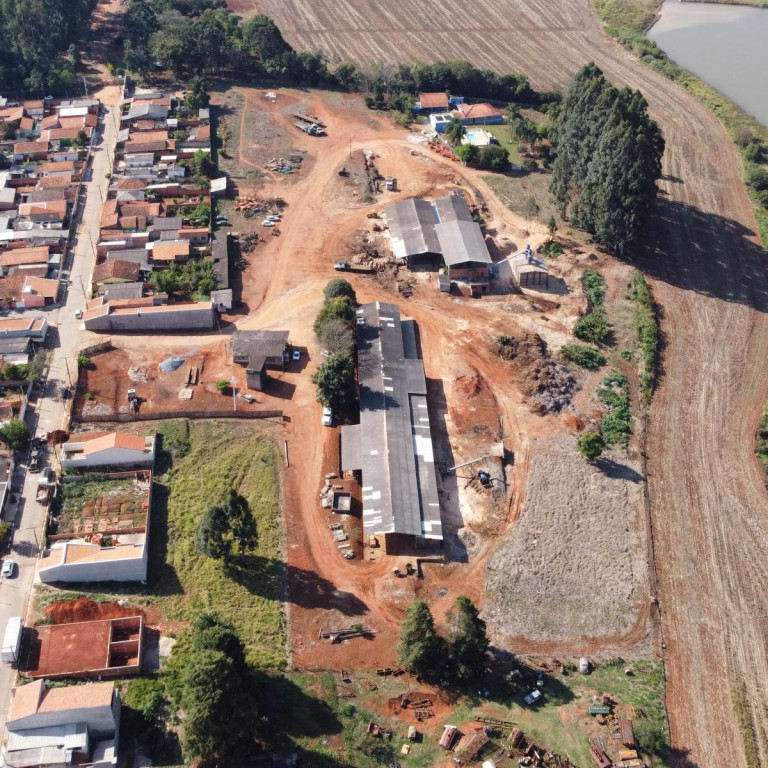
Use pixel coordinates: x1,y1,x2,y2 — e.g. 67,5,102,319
477,122,524,164
149,419,285,668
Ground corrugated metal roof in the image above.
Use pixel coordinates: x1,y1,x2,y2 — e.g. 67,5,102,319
384,199,440,260
344,303,442,540
7,722,87,752
435,219,492,267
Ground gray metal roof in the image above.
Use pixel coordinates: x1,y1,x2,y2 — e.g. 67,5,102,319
232,330,289,369
151,216,182,231
211,235,229,288
100,282,145,300
343,302,442,540
385,198,441,261
433,193,474,223
435,219,492,267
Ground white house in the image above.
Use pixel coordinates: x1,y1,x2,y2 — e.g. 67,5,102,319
4,680,120,768
60,432,155,469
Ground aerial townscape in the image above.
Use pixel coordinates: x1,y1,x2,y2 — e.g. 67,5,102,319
0,1,766,767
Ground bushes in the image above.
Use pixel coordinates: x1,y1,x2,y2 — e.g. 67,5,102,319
631,270,658,401
561,344,606,370
577,432,605,461
573,312,609,343
581,269,606,308
596,370,631,446
539,240,563,258
313,297,355,337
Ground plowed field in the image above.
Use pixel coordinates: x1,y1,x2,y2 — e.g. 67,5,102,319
232,1,768,766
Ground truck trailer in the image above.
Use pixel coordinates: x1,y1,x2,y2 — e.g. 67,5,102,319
2,616,23,665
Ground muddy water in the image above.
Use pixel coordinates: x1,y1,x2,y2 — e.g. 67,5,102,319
648,0,768,127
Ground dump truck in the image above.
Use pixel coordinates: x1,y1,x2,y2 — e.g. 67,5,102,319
2,617,23,665
36,467,56,505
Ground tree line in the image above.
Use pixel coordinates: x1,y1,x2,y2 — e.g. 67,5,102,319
549,63,665,255
0,0,90,94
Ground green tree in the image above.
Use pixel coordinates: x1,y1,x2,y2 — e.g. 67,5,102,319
573,311,608,343
186,149,215,180
549,63,664,254
312,353,356,412
185,75,210,111
123,1,157,48
313,296,355,336
0,418,29,452
448,596,489,681
398,599,442,677
240,14,290,71
454,143,479,165
196,489,257,562
445,117,466,147
323,278,356,304
334,61,358,90
577,432,605,461
476,144,509,169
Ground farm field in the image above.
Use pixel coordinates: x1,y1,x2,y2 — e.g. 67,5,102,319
226,2,768,767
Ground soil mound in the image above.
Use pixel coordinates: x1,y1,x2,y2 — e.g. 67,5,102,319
45,597,145,624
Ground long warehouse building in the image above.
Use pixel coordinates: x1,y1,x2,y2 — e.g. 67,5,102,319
341,302,443,548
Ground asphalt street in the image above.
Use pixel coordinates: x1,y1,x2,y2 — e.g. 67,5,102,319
0,102,119,733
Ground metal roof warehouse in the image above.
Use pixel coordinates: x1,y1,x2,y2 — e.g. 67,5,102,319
341,302,442,547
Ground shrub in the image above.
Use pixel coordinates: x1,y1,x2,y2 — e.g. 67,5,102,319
323,279,356,303
631,270,658,401
77,355,92,369
573,311,608,343
577,433,604,461
746,165,768,191
581,268,605,308
597,370,631,446
561,344,606,370
540,240,563,258
215,380,230,393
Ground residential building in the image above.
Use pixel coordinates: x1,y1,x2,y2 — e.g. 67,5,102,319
4,680,120,768
60,432,155,469
232,330,290,391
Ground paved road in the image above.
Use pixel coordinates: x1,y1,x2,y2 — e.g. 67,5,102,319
0,103,119,733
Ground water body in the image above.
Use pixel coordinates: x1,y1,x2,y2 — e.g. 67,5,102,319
648,0,768,127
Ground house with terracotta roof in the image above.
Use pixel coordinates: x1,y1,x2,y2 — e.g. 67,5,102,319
0,316,48,340
418,92,450,112
151,239,190,263
92,260,141,290
60,431,155,469
4,679,120,768
12,141,49,161
451,102,505,125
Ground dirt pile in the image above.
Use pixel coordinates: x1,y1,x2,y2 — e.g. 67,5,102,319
495,332,576,414
45,597,145,624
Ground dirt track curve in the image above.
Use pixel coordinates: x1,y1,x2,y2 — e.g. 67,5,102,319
236,1,768,765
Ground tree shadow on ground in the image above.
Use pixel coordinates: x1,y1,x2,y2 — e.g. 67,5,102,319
630,198,768,312
594,457,644,483
226,554,369,616
253,673,342,741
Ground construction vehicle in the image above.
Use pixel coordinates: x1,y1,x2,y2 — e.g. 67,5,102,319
384,176,397,191
36,468,56,505
294,121,325,136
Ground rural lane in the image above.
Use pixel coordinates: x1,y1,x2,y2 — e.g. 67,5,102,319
243,0,768,765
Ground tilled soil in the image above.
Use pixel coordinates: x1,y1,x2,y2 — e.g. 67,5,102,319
227,3,768,765
45,597,145,624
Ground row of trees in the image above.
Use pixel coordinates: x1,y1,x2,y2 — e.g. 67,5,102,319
549,63,665,255
0,0,90,94
311,280,358,413
398,597,489,682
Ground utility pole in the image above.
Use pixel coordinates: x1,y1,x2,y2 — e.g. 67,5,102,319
231,377,237,411
82,76,88,98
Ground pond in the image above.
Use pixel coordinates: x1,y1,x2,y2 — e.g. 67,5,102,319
647,0,768,127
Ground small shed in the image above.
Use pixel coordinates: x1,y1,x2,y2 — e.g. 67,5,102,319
509,247,549,289
437,273,451,293
439,725,458,750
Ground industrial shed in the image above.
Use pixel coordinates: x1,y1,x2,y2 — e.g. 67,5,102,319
341,302,443,549
385,193,492,294
232,330,290,391
384,198,442,266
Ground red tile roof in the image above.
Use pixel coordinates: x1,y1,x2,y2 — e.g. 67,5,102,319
454,102,504,120
92,260,140,284
420,92,449,110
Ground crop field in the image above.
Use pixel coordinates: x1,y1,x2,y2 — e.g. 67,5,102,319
230,1,768,766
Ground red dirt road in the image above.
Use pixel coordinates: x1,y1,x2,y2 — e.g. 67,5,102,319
231,1,768,766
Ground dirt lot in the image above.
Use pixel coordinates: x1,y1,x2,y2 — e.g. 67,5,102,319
222,2,768,764
485,436,649,650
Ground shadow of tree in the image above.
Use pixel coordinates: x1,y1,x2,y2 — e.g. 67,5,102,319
226,554,369,616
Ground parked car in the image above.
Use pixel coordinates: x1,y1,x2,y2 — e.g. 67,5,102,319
292,349,301,362
261,220,276,227
267,214,281,222
74,308,83,319
2,560,15,578
322,407,333,427
524,690,542,705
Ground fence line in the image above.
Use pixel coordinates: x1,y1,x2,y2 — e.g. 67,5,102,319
71,409,283,423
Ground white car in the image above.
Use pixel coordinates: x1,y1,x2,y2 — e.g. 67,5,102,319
74,308,83,319
268,214,282,222
322,407,333,427
261,220,276,227
524,690,542,705
2,560,15,578
292,349,301,362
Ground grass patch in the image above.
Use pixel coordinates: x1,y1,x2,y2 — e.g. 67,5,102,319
630,270,659,402
732,681,760,768
756,403,768,482
597,370,631,446
592,0,768,251
482,173,559,224
149,419,285,668
561,343,606,370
